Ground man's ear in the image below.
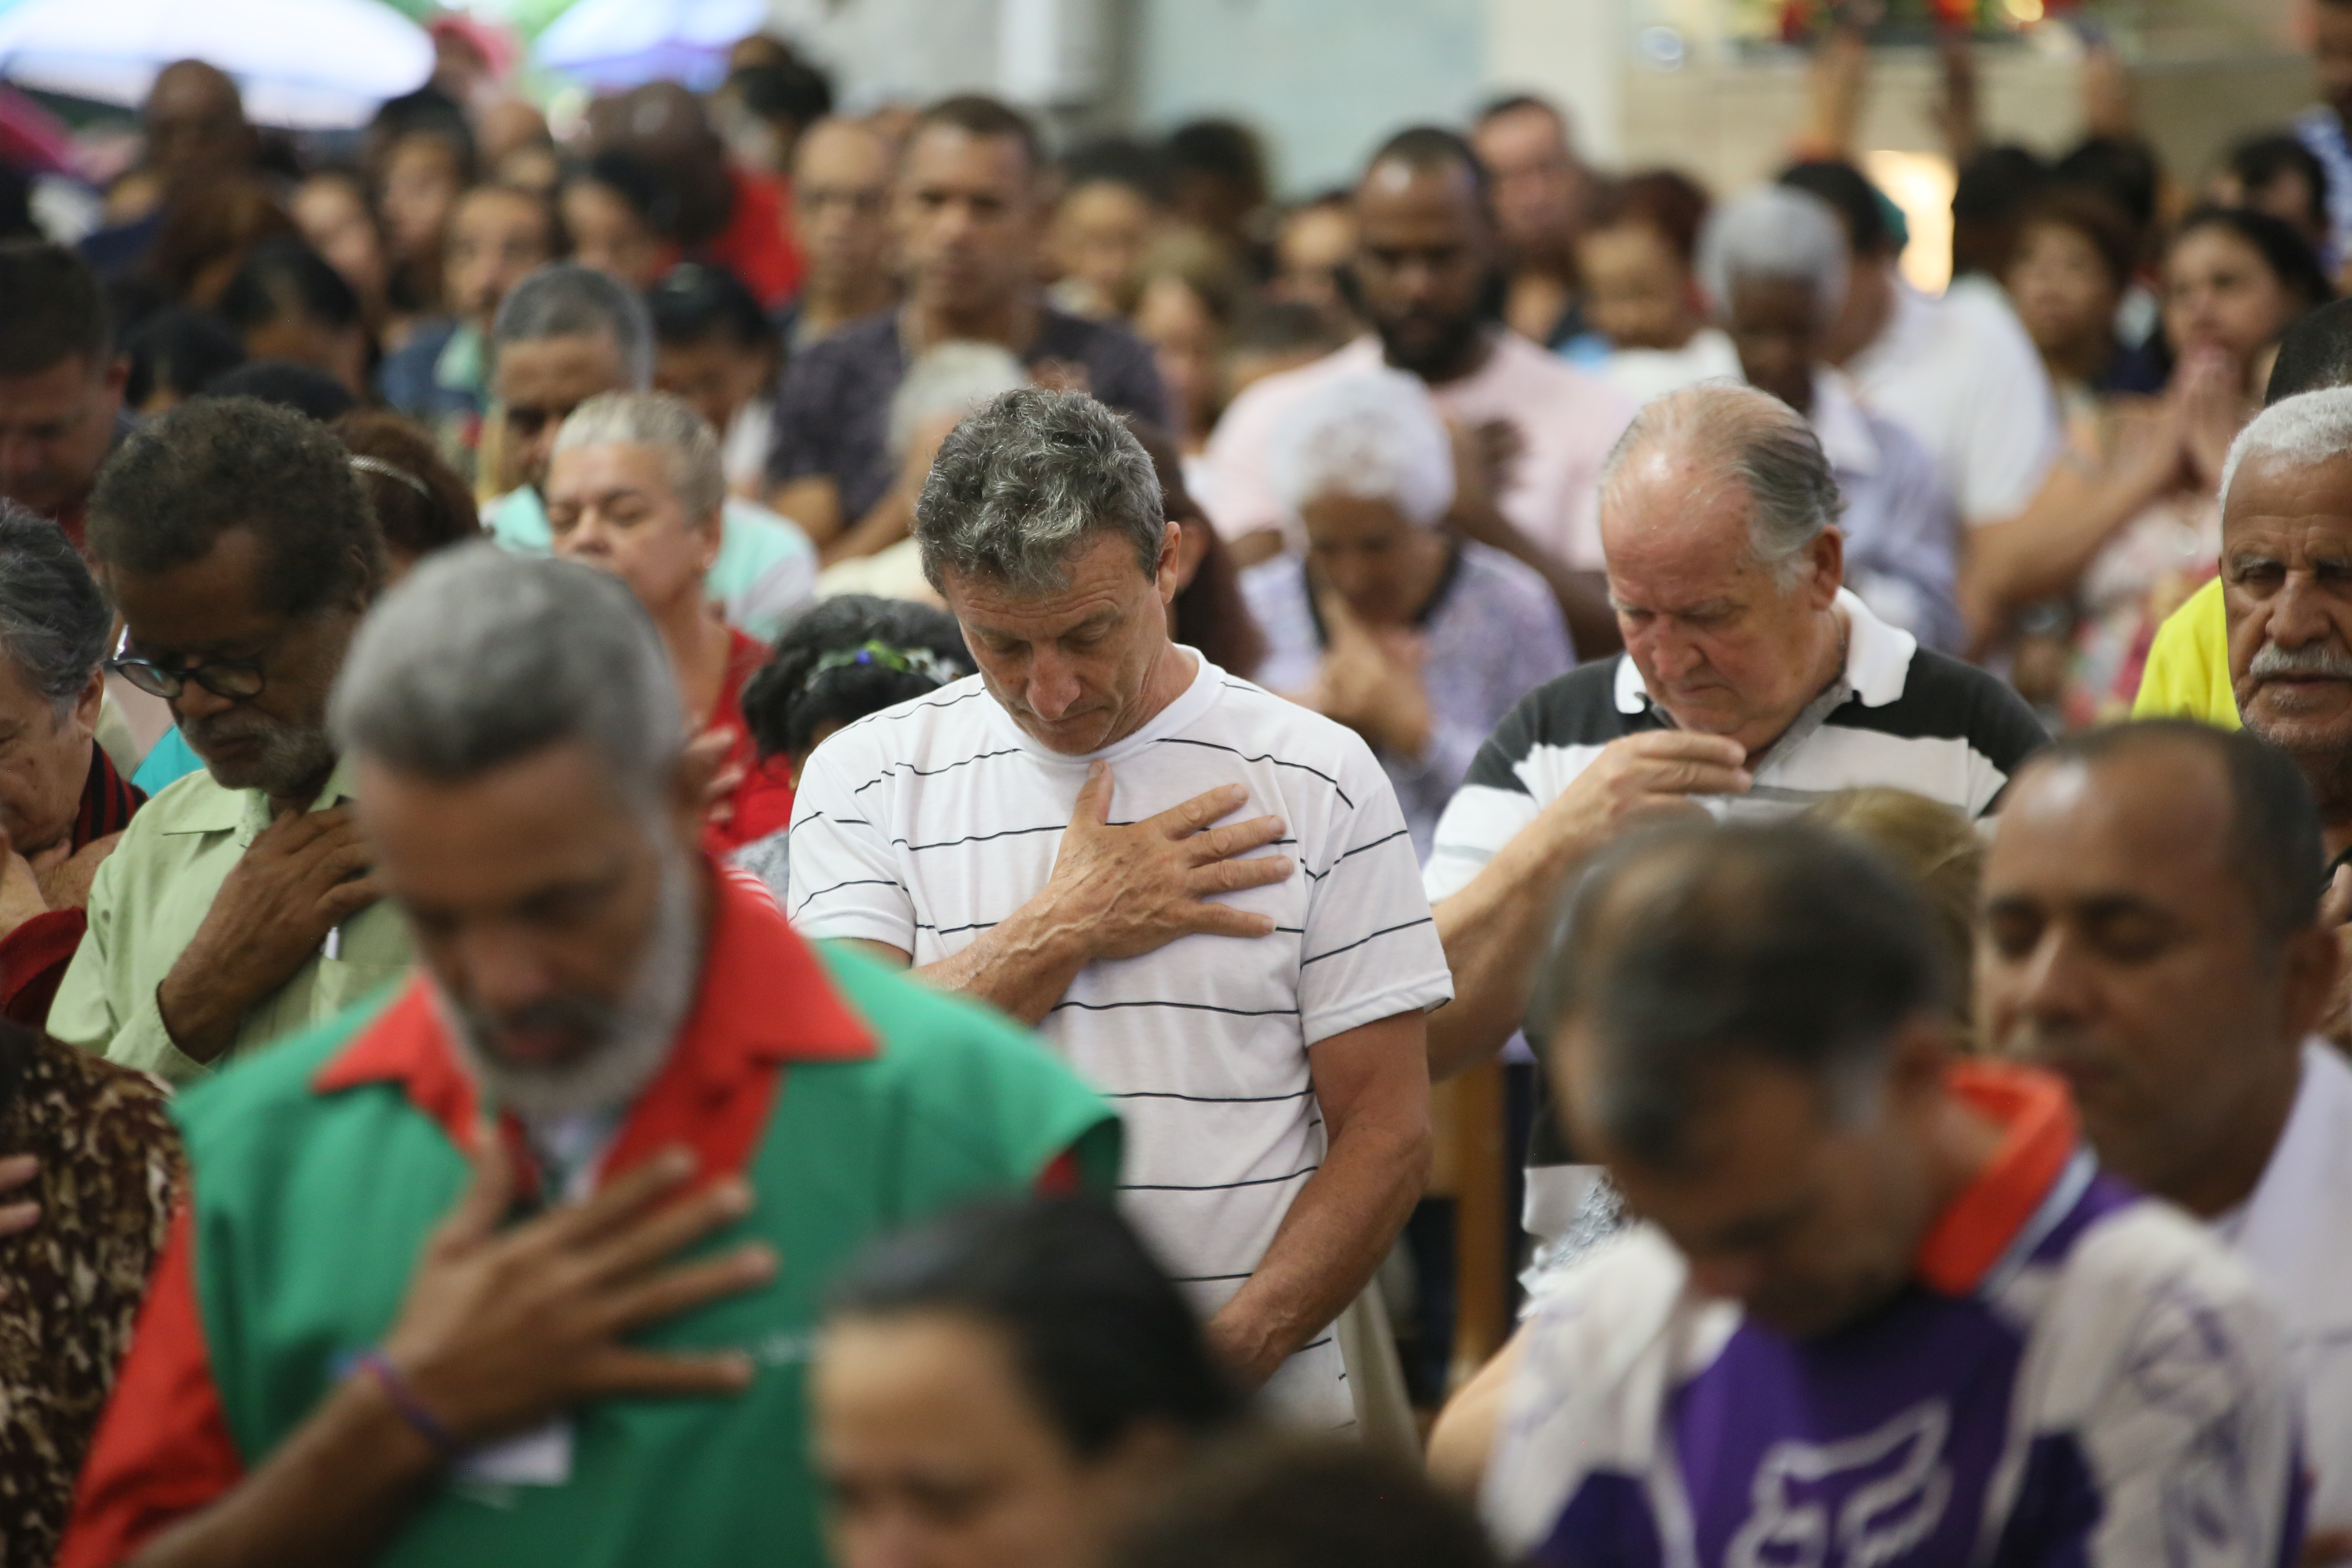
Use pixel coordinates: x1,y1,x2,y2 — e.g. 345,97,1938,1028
70,664,104,735
1171,517,1210,593
1156,520,1184,604
1807,526,1846,609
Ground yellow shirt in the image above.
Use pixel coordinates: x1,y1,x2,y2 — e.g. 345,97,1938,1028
2129,576,2240,730
46,753,411,1086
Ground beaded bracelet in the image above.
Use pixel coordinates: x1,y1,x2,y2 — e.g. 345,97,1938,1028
355,1349,462,1460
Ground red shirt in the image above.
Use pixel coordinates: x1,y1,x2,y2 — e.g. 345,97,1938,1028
701,629,793,856
1,742,145,1027
704,168,800,310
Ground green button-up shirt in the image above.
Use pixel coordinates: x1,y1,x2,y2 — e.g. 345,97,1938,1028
45,753,411,1087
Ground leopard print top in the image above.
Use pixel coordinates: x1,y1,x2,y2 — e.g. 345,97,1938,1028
0,1028,181,1566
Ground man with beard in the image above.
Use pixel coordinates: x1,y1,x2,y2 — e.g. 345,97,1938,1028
1476,819,2303,1568
58,548,1114,1568
1203,127,1634,651
1980,722,2352,1559
0,243,130,549
45,398,410,1086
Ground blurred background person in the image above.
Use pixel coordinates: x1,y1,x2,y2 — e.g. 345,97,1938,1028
1164,117,1273,278
371,100,476,325
216,239,372,403
1969,206,2328,722
562,151,672,291
767,95,1164,564
814,1197,1242,1568
1698,184,1965,651
1048,138,1171,321
1568,169,1737,404
1116,1441,1502,1568
119,307,242,419
650,263,784,498
2214,132,2335,267
782,116,900,352
289,168,394,349
1129,418,1268,684
1130,233,1249,462
588,81,799,309
143,176,295,311
1269,189,1357,331
377,180,564,482
2005,186,2166,414
0,242,127,546
1470,95,1591,349
1246,370,1571,859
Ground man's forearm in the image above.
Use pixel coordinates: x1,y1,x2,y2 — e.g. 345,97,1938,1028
1426,832,1583,1081
911,897,1094,1026
129,1377,442,1568
1209,1109,1430,1390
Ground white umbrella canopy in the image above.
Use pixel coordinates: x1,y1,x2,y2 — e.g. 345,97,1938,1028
534,0,766,92
0,0,434,129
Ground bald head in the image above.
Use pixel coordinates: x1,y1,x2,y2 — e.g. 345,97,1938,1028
144,60,253,188
1603,383,1840,581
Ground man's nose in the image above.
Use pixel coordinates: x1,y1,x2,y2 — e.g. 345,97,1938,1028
2266,577,2340,649
170,678,237,724
452,926,561,1018
1644,628,1703,683
1026,653,1083,720
2009,929,2096,1030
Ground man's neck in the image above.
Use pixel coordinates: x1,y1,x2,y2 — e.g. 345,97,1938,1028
2168,1047,2304,1220
1093,641,1198,753
266,762,339,821
906,288,1039,358
658,596,737,729
802,271,896,339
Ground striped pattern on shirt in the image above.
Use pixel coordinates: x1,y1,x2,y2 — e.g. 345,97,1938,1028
786,653,1453,1431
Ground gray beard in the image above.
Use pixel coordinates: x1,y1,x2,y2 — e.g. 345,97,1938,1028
185,710,338,796
438,847,705,1123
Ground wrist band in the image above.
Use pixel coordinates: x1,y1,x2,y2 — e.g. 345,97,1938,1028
355,1349,462,1460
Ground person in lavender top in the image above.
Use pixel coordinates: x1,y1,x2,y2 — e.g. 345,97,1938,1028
1242,369,1574,860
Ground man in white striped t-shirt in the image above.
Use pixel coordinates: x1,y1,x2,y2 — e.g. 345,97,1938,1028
788,389,1452,1434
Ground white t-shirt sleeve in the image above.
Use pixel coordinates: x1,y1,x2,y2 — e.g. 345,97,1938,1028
781,743,918,951
1958,318,2061,526
1295,740,1455,1044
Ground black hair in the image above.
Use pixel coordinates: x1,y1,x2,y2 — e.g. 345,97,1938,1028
121,306,245,409
2053,135,2160,236
1114,1440,1503,1568
1548,820,1945,1170
2030,722,2325,951
0,241,110,375
2227,133,2331,233
1368,124,1492,210
1778,159,1893,257
1061,135,1174,205
2015,184,2141,294
646,262,773,354
577,147,673,233
1126,416,1266,679
914,94,1044,177
729,55,835,132
88,395,384,619
739,594,970,763
1166,119,1270,209
1951,144,2049,279
1475,92,1564,128
334,409,482,564
370,86,480,185
2169,204,2333,316
196,360,358,423
827,1196,1241,1459
217,237,364,337
2265,296,2352,403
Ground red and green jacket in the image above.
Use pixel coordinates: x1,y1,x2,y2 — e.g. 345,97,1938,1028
59,870,1119,1567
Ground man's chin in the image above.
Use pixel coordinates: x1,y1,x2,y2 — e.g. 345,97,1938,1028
2243,681,2352,744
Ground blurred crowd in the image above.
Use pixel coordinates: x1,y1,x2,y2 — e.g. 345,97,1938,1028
6,6,2352,1568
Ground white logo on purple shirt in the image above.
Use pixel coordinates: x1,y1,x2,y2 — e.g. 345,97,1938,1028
1725,1400,1954,1568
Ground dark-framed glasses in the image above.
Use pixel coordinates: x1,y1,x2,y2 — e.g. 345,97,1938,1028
107,650,268,702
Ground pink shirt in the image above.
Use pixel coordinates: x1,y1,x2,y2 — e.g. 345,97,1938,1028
1200,333,1637,569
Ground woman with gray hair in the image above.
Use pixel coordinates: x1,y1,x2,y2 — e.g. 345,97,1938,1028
1241,370,1573,859
543,391,797,851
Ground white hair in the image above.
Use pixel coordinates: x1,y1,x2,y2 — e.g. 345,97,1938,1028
1267,369,1456,530
1697,185,1850,325
2220,385,2352,513
891,342,1029,459
552,391,726,522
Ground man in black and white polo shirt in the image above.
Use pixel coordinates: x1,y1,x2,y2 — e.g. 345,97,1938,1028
787,388,1451,1433
1421,383,2046,1264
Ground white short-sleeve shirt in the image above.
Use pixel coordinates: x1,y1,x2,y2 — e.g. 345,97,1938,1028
787,650,1455,1430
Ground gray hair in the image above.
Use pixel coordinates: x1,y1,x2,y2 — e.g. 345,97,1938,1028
914,388,1165,595
553,391,726,524
491,263,654,389
1601,382,1844,583
0,503,108,717
1268,368,1456,530
890,342,1028,461
2220,385,2352,514
1697,184,1850,325
330,543,684,812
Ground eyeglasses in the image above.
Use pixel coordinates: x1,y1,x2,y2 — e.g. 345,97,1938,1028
107,650,268,702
